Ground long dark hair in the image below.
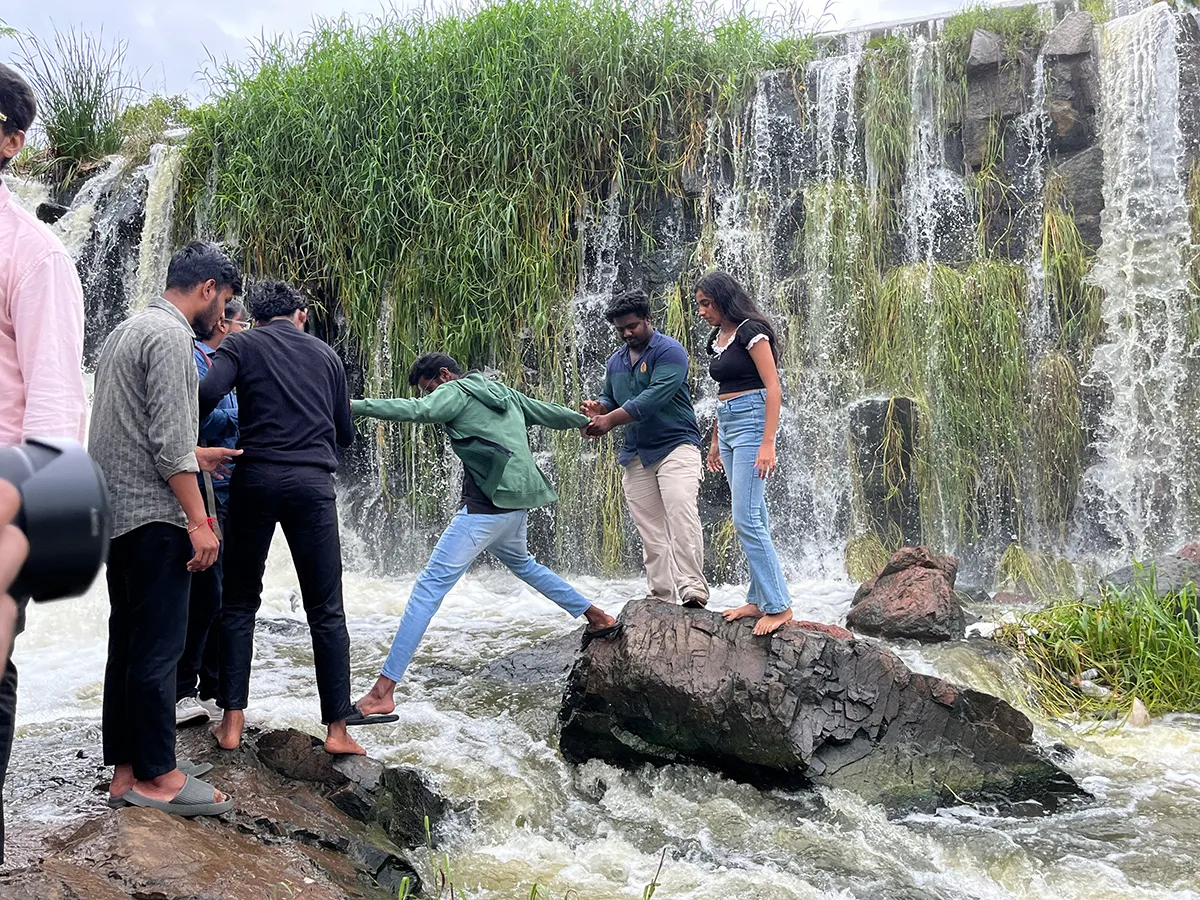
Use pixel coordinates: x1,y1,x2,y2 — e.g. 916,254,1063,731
695,271,779,360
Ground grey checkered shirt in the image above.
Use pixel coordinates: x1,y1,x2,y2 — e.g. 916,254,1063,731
88,297,200,538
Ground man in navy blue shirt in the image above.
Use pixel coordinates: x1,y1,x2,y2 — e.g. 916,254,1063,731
582,289,708,607
174,298,247,728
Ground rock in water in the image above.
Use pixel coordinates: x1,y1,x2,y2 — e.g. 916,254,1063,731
558,599,1083,813
847,546,966,642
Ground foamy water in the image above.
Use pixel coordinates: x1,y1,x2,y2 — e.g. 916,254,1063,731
12,524,1200,898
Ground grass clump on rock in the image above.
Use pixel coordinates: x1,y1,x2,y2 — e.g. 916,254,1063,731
997,580,1200,718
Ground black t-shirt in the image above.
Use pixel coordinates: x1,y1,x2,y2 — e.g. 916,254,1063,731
461,470,504,515
707,320,774,393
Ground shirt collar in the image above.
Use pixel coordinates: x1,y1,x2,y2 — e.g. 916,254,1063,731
620,329,660,364
195,340,216,356
148,296,194,330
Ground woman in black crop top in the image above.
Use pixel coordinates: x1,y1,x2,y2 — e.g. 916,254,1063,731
695,271,793,635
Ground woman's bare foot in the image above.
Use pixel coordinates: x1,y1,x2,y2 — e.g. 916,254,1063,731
356,676,398,717
324,721,366,756
753,608,794,635
211,709,244,750
722,603,763,623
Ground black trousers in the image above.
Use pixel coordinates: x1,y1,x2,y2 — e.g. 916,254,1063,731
218,462,354,725
176,503,227,702
102,522,192,781
0,597,27,864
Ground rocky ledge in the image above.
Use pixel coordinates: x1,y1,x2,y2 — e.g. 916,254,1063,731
0,726,454,900
558,598,1083,814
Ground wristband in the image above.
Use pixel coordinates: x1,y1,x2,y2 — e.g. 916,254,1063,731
188,518,216,534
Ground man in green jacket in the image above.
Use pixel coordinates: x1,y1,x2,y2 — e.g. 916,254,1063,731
352,353,620,717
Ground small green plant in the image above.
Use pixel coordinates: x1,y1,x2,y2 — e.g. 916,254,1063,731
1043,174,1103,358
1078,0,1114,23
0,19,16,39
858,36,912,200
997,579,1200,718
15,26,136,185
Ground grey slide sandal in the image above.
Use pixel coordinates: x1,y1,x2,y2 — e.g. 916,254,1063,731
105,759,215,808
122,774,234,817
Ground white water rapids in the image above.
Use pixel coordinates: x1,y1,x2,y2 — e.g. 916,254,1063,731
11,528,1200,898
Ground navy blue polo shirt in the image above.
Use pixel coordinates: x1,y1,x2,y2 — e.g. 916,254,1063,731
599,330,702,467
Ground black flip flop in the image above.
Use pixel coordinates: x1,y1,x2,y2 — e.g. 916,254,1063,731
581,622,624,649
344,704,400,727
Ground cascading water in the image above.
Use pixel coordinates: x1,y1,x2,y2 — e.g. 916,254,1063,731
131,143,184,312
1077,1,1196,559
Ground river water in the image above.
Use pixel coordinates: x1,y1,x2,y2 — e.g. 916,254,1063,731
11,526,1200,899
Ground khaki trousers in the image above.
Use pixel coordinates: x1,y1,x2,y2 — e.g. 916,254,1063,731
621,442,708,603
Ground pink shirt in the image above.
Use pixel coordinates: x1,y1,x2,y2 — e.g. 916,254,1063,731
0,177,87,445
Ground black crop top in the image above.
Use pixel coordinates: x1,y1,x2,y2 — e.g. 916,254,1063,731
707,320,774,393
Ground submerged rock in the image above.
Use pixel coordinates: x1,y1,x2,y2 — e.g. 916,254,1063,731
558,598,1082,813
0,727,450,899
847,547,966,642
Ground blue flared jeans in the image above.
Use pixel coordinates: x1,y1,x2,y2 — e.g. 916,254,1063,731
717,390,792,615
380,508,592,683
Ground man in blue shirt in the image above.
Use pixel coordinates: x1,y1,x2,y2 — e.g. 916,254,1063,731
174,298,247,726
582,289,708,607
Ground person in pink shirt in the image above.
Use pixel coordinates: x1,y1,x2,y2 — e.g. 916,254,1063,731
0,62,87,863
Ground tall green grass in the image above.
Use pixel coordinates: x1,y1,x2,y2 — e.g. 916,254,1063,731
997,580,1200,718
856,260,1029,547
15,27,135,185
858,36,911,202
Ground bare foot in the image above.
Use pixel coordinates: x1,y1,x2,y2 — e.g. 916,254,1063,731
211,709,244,751
131,767,227,803
722,603,763,623
356,676,398,717
109,763,135,800
324,721,366,756
753,608,794,635
583,604,617,632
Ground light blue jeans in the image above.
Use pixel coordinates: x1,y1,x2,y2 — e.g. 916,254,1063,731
717,390,792,615
380,509,592,682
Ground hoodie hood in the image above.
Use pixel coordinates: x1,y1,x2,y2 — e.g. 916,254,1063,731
453,372,511,412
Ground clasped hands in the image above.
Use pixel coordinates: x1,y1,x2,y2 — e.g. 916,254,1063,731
579,400,614,437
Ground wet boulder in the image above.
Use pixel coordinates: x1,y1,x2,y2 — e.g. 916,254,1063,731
846,547,966,642
557,599,1083,813
1096,550,1200,599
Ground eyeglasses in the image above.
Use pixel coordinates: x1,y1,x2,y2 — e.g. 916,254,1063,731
224,318,250,331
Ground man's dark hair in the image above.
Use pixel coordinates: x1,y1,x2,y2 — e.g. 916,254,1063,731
224,298,247,321
0,64,36,173
408,353,463,386
246,280,306,322
605,288,651,323
165,242,243,295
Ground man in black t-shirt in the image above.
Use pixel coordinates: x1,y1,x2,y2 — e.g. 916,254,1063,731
199,280,397,756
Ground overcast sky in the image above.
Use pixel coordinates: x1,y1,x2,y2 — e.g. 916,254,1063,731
1,0,957,99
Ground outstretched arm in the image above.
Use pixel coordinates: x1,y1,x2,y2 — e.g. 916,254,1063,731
517,394,589,430
351,385,470,424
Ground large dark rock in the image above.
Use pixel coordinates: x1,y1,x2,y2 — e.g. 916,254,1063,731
252,727,451,849
1054,145,1105,250
557,599,1083,813
847,547,966,642
847,397,921,547
1042,11,1095,58
0,726,433,899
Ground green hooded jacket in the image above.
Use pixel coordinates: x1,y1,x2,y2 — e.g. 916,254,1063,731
351,373,589,510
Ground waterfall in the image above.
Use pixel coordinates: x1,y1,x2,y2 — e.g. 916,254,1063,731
1078,2,1195,559
1019,51,1051,355
131,144,184,311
